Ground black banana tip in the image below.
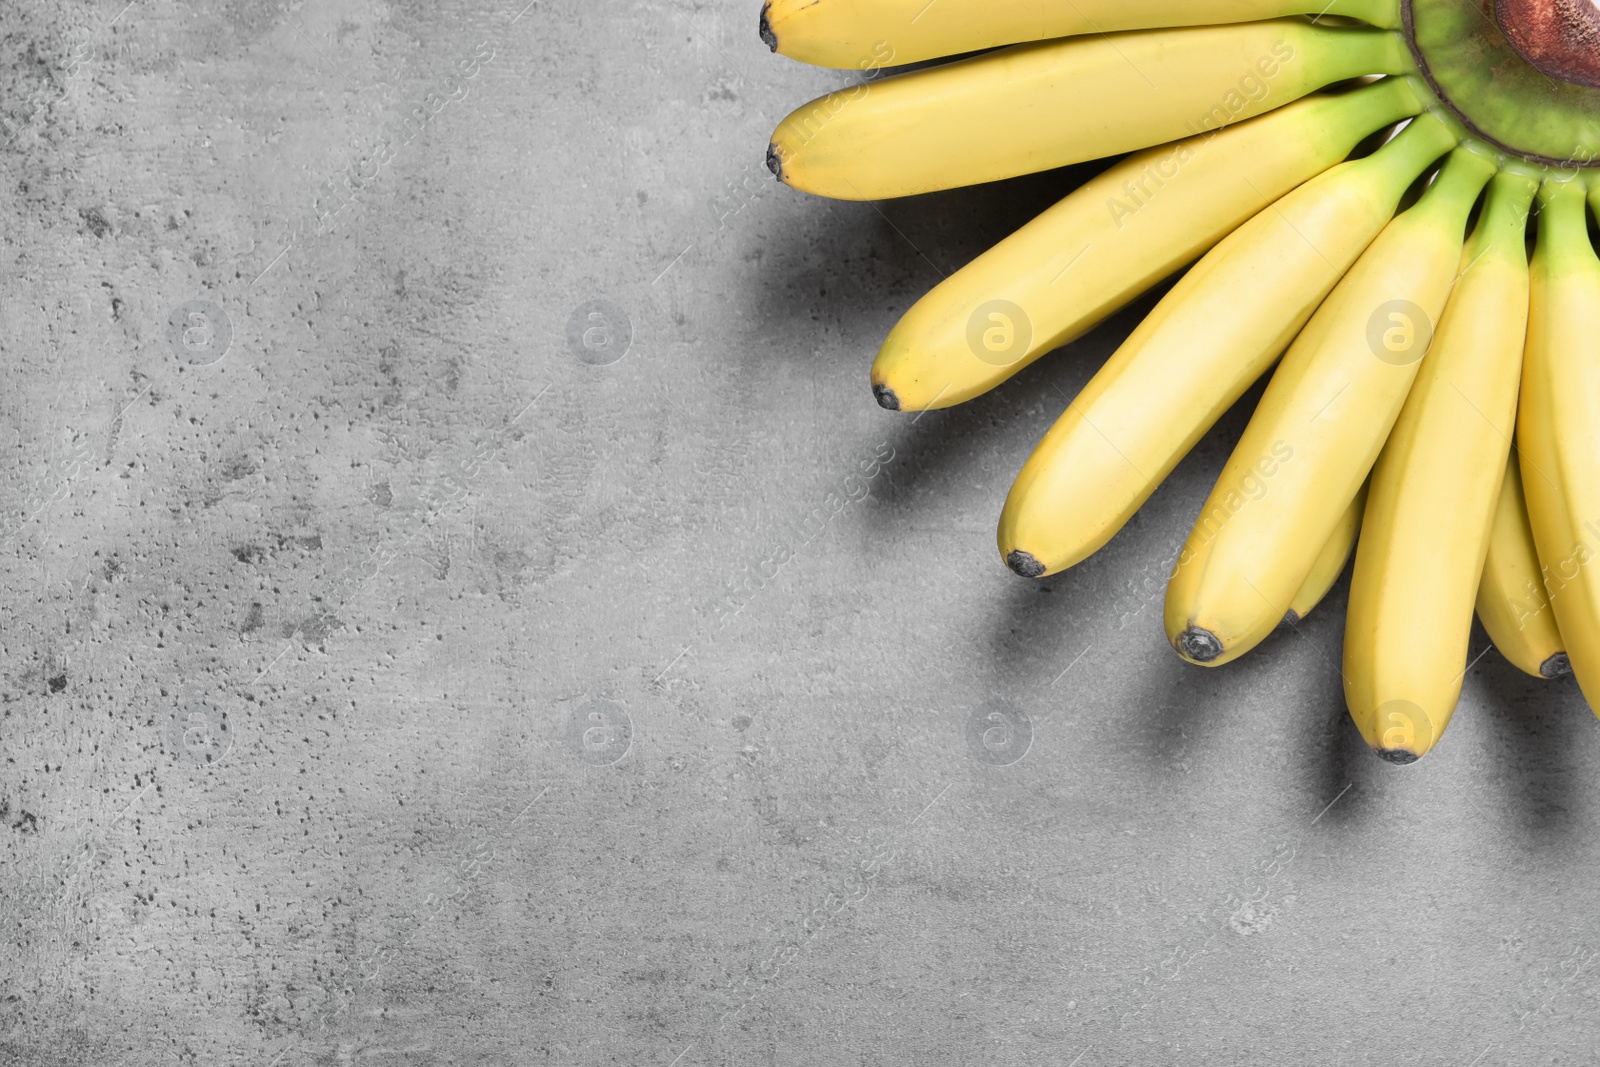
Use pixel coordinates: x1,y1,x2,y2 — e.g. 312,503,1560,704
766,143,783,181
1178,627,1224,663
759,4,778,52
1281,610,1300,627
872,383,899,411
1376,748,1421,766
1006,551,1046,579
1541,652,1572,679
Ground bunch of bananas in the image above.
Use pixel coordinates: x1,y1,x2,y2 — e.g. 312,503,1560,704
761,0,1600,763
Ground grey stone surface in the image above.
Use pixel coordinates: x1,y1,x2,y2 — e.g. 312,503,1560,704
0,1,1598,1064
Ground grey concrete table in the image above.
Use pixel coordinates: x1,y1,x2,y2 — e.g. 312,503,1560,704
0,1,1595,1064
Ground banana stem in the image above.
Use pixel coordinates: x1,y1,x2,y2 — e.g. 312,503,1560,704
1536,178,1590,262
1409,147,1497,223
1356,26,1420,77
1365,111,1458,187
1472,170,1541,260
1369,27,1420,77
1316,75,1423,143
1327,0,1403,30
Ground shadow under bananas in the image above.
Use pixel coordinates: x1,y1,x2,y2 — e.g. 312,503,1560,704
746,158,1116,385
1278,568,1393,831
1474,621,1591,845
1283,614,1594,840
950,357,1388,801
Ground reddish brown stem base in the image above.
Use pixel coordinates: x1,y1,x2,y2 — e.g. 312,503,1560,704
1496,0,1600,88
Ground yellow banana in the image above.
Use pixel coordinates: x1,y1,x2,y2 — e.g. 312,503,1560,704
1343,169,1539,764
870,78,1421,413
769,21,1407,200
1478,452,1571,680
1285,484,1366,625
996,103,1443,576
1516,178,1600,718
762,0,1402,69
1164,136,1492,668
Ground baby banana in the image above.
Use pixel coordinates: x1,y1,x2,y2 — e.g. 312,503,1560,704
1343,169,1539,763
1515,179,1600,718
1478,452,1571,681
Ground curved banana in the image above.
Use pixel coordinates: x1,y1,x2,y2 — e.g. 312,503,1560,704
1343,169,1539,764
1516,178,1600,717
1478,451,1571,680
768,21,1407,200
761,0,1403,69
868,79,1421,413
996,102,1442,575
1164,136,1492,668
1286,484,1366,625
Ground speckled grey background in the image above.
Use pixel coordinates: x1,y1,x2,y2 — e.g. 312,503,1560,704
1,1,1598,1064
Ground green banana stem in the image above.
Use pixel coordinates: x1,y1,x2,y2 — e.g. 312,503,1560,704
1537,179,1591,267
1303,76,1422,150
1338,26,1418,79
1408,147,1497,225
1472,170,1541,263
1364,112,1459,189
1328,0,1404,29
